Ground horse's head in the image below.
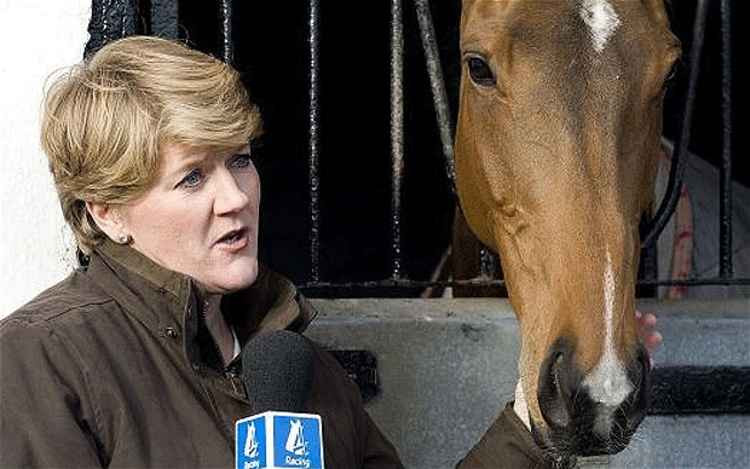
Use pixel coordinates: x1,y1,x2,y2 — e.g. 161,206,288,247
455,0,680,459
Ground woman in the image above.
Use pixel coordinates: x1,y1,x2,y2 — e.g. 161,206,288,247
0,36,402,468
0,36,661,468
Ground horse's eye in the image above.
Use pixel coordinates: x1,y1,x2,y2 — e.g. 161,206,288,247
663,60,681,89
467,56,496,87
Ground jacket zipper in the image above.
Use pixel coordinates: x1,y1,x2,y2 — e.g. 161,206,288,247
195,301,239,447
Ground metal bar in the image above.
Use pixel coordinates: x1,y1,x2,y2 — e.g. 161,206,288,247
641,0,709,247
479,247,497,279
299,277,750,291
309,0,321,283
638,277,750,287
413,0,456,194
390,0,405,280
300,279,504,290
85,0,141,57
719,0,733,278
220,0,233,64
642,240,658,281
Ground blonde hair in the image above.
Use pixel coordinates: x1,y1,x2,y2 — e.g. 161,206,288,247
41,36,262,254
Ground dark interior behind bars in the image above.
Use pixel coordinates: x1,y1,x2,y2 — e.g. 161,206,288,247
87,0,747,298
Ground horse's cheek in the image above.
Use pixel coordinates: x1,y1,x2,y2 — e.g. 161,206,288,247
455,133,496,248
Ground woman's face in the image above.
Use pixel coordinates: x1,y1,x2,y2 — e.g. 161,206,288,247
120,143,260,293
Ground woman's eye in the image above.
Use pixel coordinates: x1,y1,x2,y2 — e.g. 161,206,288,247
467,56,496,87
178,169,203,188
230,154,253,169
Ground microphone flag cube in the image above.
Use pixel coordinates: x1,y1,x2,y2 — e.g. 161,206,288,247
236,411,324,469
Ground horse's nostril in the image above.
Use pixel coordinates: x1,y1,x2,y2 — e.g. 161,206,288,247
537,343,578,430
551,353,567,395
548,352,562,377
624,346,651,430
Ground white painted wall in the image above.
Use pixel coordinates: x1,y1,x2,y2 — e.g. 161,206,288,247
0,1,91,317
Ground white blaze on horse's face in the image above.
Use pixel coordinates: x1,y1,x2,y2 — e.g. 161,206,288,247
580,0,622,53
582,249,633,407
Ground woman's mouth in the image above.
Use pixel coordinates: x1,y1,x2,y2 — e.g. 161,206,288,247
215,228,249,251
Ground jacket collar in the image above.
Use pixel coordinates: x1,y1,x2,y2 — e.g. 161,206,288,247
87,240,316,365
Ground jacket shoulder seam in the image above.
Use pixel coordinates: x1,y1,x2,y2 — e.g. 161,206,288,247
45,299,117,322
8,299,117,326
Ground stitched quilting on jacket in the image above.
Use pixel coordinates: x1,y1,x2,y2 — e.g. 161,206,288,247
0,241,403,468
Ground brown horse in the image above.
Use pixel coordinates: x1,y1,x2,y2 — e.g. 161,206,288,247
454,0,680,463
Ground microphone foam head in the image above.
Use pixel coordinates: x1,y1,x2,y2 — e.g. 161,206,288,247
240,330,315,412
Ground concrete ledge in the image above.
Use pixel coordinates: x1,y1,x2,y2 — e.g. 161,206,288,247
306,299,750,469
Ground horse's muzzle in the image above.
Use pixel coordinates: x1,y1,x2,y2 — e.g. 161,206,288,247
535,339,650,457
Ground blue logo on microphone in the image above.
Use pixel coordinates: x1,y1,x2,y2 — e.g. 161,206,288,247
236,415,267,469
236,412,324,469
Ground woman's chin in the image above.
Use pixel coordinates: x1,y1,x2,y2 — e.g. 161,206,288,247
202,258,259,294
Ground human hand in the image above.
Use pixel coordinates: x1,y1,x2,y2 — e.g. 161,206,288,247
635,309,662,368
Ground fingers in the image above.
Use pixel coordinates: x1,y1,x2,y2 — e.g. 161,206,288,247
635,309,657,327
642,312,657,327
644,331,663,350
635,309,662,368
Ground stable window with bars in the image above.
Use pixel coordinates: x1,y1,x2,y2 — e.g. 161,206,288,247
85,0,748,299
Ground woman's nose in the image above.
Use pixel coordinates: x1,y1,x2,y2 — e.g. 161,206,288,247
214,171,253,215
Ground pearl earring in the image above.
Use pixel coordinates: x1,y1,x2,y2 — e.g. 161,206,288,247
117,234,132,245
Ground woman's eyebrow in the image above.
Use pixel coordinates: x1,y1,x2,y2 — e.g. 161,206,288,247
167,153,207,179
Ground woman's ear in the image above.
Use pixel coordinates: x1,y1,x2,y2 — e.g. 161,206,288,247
85,201,131,244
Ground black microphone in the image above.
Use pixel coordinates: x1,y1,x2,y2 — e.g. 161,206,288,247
240,330,315,412
235,331,325,469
